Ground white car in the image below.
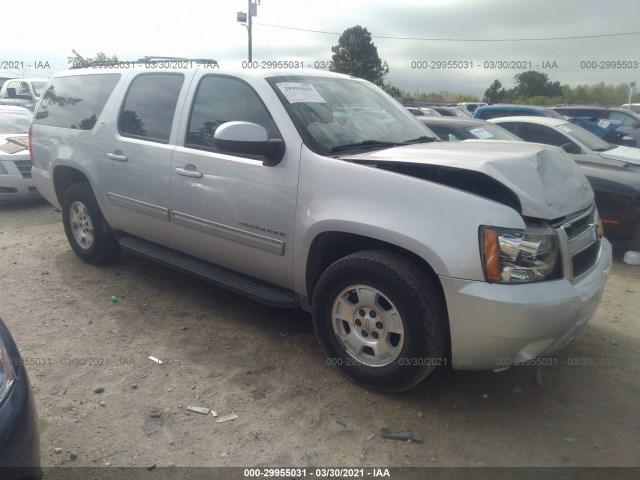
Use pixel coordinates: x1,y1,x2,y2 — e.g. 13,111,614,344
490,116,640,166
0,106,40,201
621,103,640,114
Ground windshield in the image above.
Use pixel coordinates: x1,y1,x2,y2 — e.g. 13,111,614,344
32,81,48,97
0,111,32,134
464,124,521,141
268,75,437,154
557,122,612,151
609,110,640,126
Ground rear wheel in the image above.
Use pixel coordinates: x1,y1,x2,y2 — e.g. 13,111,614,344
312,250,448,393
62,183,120,264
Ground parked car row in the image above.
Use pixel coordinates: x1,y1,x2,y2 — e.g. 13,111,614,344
469,103,640,148
553,105,640,148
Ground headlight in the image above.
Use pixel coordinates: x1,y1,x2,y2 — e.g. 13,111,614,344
0,338,16,403
481,225,562,283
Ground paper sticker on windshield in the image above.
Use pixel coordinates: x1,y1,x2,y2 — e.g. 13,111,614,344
276,83,326,104
597,119,610,128
468,127,495,139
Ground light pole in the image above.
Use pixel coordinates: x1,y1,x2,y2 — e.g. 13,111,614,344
237,1,260,63
627,81,636,108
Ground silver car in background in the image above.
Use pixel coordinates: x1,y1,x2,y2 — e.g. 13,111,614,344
0,106,40,202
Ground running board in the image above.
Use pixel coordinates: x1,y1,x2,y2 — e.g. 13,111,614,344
118,235,300,309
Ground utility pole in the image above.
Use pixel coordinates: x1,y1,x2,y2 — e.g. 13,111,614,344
237,1,260,63
628,81,636,108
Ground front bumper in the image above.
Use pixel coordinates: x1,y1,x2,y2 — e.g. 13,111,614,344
0,174,41,202
440,238,612,370
31,166,59,208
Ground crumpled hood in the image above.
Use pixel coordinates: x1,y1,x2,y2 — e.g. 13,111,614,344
599,145,640,166
0,134,29,155
343,140,593,220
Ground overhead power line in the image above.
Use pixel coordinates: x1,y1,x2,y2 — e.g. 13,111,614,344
254,23,640,42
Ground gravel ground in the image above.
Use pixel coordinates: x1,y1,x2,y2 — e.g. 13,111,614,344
1,199,639,472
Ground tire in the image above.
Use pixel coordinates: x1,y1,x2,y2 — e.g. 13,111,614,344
62,182,120,264
312,250,448,393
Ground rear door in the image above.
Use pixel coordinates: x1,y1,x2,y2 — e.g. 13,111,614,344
96,72,190,242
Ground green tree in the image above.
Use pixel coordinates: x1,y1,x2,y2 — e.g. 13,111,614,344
483,79,507,104
67,50,119,65
452,93,480,102
383,83,404,98
416,92,445,102
330,26,388,86
512,71,562,100
560,82,634,106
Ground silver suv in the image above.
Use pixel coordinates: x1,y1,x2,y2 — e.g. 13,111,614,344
30,64,612,392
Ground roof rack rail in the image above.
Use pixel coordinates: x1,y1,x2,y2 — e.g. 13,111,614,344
137,56,218,64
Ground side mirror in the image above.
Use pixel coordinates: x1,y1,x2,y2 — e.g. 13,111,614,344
213,121,285,167
561,142,582,155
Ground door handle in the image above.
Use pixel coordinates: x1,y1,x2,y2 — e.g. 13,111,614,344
107,151,128,162
175,164,203,178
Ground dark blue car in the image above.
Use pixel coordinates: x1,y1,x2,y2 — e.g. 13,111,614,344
0,318,41,480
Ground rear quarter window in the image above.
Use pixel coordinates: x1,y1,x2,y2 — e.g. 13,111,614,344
33,74,121,130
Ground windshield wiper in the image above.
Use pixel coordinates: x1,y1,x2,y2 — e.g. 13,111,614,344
331,140,401,153
331,137,438,153
403,136,439,144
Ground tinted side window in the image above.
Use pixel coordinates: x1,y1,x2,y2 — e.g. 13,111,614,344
429,125,461,141
496,122,519,135
186,76,280,152
515,123,570,147
118,74,184,143
34,74,120,130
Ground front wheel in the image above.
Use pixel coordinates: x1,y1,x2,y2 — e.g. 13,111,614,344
62,183,120,264
312,250,448,393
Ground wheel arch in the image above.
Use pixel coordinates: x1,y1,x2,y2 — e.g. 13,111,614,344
52,165,92,206
304,230,445,305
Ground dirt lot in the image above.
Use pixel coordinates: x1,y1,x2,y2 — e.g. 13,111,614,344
1,200,639,470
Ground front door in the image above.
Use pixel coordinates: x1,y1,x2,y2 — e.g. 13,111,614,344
169,75,299,288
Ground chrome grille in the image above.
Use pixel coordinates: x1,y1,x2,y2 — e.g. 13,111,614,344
558,207,600,280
